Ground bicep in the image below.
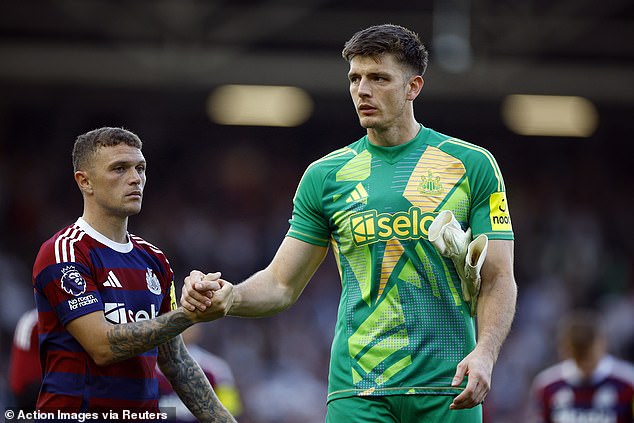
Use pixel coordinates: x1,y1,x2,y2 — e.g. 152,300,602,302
481,239,514,281
65,311,111,362
268,236,328,293
480,239,517,304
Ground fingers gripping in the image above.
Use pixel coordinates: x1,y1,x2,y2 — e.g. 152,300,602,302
181,270,220,311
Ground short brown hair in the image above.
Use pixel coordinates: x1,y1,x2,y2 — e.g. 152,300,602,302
72,127,142,172
342,24,429,76
557,309,605,357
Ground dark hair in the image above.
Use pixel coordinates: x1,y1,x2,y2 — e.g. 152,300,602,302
72,127,142,172
342,24,429,76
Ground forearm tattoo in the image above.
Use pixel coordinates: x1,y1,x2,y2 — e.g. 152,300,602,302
106,308,193,362
158,337,236,423
106,311,235,422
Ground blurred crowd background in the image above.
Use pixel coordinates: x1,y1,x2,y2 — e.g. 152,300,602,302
1,2,632,422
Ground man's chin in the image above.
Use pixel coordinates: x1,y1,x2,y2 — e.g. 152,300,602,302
358,116,376,129
123,204,143,217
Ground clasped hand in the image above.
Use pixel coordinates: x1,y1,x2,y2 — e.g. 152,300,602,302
181,270,234,322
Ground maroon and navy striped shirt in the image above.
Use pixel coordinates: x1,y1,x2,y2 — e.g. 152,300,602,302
33,217,176,412
529,355,634,423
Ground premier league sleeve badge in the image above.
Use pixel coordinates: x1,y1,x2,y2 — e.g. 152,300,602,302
60,265,88,296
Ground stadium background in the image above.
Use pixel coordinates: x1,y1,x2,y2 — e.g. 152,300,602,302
0,1,632,422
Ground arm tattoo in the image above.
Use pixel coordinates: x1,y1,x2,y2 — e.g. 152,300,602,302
158,337,236,423
106,308,193,362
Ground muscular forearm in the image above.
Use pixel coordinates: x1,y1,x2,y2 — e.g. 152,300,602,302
158,339,236,423
105,307,195,363
475,272,517,360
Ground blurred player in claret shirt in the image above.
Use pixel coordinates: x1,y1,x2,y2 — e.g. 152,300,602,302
9,308,41,409
32,127,235,421
157,324,242,422
528,309,634,423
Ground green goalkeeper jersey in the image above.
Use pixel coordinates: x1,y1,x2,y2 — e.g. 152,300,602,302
287,125,514,402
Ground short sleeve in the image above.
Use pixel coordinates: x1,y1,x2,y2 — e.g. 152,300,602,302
287,165,331,247
467,150,514,241
34,255,103,327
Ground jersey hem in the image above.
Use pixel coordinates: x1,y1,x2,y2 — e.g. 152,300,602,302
326,386,463,403
286,230,329,247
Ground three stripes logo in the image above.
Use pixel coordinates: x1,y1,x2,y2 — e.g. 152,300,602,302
103,271,123,288
345,183,369,205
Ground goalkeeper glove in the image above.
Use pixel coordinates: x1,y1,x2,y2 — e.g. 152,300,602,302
428,210,471,284
464,233,488,316
429,210,488,316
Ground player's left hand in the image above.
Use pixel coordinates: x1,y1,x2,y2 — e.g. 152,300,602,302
449,345,494,409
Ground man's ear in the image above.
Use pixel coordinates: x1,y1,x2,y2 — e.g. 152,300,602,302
74,170,93,195
407,75,424,101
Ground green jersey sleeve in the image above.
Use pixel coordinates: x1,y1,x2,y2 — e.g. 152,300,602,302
464,146,513,240
287,164,331,247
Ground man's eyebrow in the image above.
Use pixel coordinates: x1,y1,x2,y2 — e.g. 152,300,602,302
109,159,146,167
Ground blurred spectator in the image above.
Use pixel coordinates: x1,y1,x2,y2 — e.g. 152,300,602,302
8,308,41,409
158,324,242,421
527,309,634,423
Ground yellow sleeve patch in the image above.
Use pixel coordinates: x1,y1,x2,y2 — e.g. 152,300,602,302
489,192,512,231
169,281,177,311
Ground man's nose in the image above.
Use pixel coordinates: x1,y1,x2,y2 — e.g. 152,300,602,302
357,77,371,97
128,169,142,184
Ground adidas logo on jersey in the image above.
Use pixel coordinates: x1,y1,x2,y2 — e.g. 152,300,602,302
103,271,123,288
345,183,369,205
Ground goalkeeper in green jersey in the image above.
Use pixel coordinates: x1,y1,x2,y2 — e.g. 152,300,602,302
182,24,517,423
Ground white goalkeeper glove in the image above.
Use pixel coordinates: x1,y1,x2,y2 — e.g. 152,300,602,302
464,233,488,316
428,210,489,316
428,210,471,283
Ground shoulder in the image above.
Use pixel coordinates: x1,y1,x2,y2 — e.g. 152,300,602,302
608,355,634,386
129,234,168,259
303,137,367,177
34,223,91,270
531,361,566,392
426,128,498,166
424,127,506,191
129,234,173,276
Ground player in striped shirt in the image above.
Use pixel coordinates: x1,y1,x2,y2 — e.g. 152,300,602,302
9,308,41,409
32,127,234,421
183,24,517,422
529,310,634,423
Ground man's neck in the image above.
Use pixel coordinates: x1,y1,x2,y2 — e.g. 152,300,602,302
367,119,421,147
81,212,129,244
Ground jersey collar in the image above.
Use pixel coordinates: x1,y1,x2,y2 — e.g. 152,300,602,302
75,217,134,253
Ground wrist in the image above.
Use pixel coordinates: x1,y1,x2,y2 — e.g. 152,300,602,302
475,334,501,362
226,285,240,316
177,306,200,324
